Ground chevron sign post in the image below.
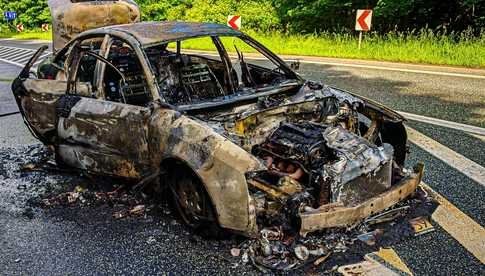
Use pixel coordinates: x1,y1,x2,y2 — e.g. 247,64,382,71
16,23,24,33
227,15,241,30
355,9,373,50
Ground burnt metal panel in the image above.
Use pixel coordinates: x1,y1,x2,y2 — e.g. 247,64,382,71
102,21,242,47
48,0,141,51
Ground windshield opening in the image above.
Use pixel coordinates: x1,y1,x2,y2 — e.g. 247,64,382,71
144,35,298,106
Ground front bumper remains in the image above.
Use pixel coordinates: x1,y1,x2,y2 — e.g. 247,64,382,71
299,164,424,236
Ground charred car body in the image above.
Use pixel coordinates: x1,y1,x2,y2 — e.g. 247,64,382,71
12,21,423,237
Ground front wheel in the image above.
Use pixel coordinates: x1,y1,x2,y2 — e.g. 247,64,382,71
163,165,225,238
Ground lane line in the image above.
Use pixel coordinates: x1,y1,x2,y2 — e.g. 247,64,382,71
406,127,485,187
470,133,485,142
399,111,485,136
11,54,33,63
2,50,32,59
0,45,51,54
2,51,26,59
0,48,16,55
295,60,485,80
0,58,25,68
421,183,485,263
365,248,413,275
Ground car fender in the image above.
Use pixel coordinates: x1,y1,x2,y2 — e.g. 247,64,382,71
148,108,263,234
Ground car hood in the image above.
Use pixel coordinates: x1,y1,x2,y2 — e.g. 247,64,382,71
195,81,405,149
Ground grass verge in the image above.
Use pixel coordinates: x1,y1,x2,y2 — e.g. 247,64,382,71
1,29,484,68
0,31,51,41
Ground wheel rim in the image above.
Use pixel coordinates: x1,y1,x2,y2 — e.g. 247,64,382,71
169,174,209,228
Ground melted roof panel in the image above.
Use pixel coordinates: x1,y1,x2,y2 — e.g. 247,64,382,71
104,21,242,46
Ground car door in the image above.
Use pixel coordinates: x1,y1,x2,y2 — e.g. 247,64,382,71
56,37,151,180
11,46,93,146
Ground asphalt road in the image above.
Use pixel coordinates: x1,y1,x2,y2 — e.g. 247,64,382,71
0,39,484,275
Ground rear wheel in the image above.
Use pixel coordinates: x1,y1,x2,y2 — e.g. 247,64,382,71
162,163,224,238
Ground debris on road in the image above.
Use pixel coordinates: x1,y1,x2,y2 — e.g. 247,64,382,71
338,260,399,276
1,144,440,274
357,229,384,246
409,216,435,236
230,248,241,257
129,205,146,217
229,185,437,273
113,210,129,220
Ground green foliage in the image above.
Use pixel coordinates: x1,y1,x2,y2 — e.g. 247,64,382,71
138,0,280,31
0,0,483,68
274,0,484,33
0,0,482,33
0,0,50,29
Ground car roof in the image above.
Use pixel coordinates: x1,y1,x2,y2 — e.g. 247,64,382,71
100,21,242,47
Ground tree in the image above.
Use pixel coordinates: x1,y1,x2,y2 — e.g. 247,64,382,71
0,0,50,28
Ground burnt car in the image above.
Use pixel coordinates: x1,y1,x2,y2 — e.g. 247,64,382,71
12,21,423,237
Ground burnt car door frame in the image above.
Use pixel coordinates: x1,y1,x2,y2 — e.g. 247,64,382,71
55,34,154,179
11,46,94,146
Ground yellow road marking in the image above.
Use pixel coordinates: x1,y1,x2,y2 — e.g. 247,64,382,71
365,248,413,275
406,127,485,187
470,133,485,142
421,183,485,263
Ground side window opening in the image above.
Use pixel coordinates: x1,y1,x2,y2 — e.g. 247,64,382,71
104,39,152,106
71,38,105,97
145,36,292,106
145,37,230,105
219,36,287,89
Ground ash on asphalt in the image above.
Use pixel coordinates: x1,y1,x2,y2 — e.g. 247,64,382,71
0,144,257,275
0,144,444,275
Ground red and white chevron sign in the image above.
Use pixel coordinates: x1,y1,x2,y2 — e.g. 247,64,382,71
355,10,373,31
227,15,241,30
16,23,24,32
41,23,49,32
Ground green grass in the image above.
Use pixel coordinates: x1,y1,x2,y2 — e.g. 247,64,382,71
0,31,52,41
184,29,485,68
2,29,484,68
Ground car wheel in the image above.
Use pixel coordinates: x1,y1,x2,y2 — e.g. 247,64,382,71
164,166,224,238
54,146,69,169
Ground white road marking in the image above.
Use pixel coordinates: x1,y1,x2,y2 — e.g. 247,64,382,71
11,55,31,63
407,127,485,187
0,46,51,70
2,51,29,59
399,111,485,136
0,48,16,55
470,133,485,142
295,60,485,80
0,58,25,68
421,183,485,263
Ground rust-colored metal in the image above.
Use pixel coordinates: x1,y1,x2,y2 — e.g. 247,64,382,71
48,0,141,51
299,164,424,236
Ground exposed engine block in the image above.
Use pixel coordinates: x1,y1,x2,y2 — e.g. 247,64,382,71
254,123,394,206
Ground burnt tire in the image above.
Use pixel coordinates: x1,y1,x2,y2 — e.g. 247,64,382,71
54,147,69,169
162,164,225,239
